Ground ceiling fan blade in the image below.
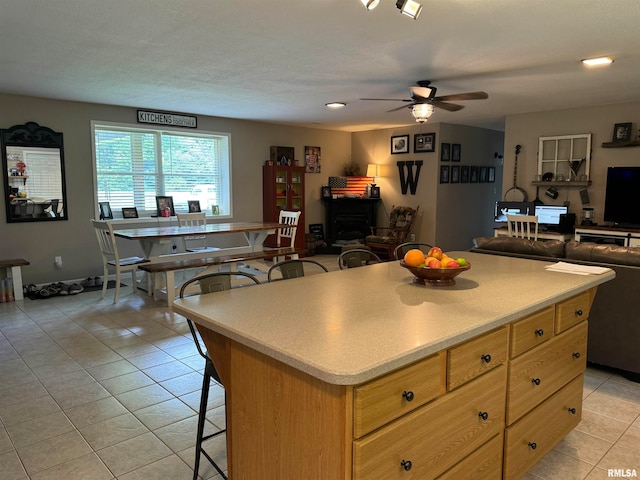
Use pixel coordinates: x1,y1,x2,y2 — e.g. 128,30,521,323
432,101,464,112
434,91,489,102
387,103,415,113
360,98,413,102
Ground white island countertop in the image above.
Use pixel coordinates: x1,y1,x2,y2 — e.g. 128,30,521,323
171,251,615,385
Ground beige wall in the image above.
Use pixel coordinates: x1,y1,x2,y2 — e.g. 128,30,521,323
0,94,351,284
504,101,640,226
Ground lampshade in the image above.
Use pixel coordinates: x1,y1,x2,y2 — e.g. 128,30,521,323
360,0,380,10
396,0,423,19
366,164,380,184
411,103,434,123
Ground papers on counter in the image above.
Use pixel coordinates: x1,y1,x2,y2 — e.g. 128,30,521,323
545,261,612,275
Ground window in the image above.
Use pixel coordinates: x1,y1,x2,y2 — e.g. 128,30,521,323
92,122,231,216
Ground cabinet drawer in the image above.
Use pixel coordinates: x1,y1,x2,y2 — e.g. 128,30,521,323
555,291,591,334
504,374,583,480
510,306,554,358
447,327,508,390
353,353,444,438
507,321,587,425
353,365,506,480
436,433,503,480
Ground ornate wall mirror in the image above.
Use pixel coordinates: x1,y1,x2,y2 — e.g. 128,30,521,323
1,122,68,223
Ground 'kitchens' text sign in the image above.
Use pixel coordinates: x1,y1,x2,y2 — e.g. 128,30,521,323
137,110,197,128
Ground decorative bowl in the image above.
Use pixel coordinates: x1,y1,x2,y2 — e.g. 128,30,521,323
399,260,471,286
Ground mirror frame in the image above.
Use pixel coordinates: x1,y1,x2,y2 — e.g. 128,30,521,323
1,122,69,223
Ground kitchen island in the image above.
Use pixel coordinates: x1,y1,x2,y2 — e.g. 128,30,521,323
172,252,615,479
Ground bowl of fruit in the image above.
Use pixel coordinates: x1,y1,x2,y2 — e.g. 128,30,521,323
400,247,470,286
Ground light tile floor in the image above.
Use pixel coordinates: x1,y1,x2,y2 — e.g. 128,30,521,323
1,255,639,479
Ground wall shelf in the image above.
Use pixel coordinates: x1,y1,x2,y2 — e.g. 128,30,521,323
531,181,591,187
601,140,640,148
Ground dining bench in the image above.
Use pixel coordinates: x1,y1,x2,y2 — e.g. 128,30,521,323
139,247,302,306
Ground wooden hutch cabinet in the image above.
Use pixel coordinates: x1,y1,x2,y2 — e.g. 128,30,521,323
262,164,305,250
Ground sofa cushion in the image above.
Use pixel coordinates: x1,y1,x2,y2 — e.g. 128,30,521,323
565,240,640,267
472,237,566,258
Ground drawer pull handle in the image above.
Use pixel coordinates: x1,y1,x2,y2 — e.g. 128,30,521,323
528,442,537,450
568,407,577,414
481,354,492,363
478,411,489,421
535,329,544,336
532,378,541,386
400,460,413,471
575,309,583,317
572,352,581,359
402,390,414,402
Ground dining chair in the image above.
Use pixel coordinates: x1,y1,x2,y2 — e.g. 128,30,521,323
267,259,328,282
393,242,434,260
91,220,150,303
338,248,382,269
176,212,217,252
506,214,539,240
178,271,261,480
273,210,301,262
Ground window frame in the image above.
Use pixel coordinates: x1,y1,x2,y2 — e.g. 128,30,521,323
90,120,232,220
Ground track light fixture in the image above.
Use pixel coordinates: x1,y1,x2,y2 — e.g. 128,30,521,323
360,0,423,19
396,0,423,19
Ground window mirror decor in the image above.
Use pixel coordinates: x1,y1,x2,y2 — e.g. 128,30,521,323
2,122,68,223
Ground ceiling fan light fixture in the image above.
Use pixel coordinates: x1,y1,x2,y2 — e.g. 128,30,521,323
411,103,434,123
325,102,347,109
581,56,614,66
360,0,380,10
396,0,423,19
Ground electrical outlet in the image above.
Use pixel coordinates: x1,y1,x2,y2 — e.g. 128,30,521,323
410,233,416,242
54,256,63,268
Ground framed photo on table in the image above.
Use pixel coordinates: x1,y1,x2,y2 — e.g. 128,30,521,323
321,185,332,199
155,195,175,217
122,207,138,218
369,185,380,198
98,201,113,220
414,133,435,153
613,123,632,142
391,135,409,154
187,200,201,212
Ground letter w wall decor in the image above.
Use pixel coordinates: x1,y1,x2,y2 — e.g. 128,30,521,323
397,161,423,195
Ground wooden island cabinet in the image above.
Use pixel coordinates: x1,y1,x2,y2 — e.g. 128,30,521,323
173,253,613,479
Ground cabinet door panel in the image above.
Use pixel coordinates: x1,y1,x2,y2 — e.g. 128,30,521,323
353,366,506,480
353,353,443,438
447,327,508,390
504,375,583,480
507,321,587,424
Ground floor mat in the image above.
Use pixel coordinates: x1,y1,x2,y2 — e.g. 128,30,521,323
25,280,123,300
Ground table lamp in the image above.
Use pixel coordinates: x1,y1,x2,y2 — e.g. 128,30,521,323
366,164,380,186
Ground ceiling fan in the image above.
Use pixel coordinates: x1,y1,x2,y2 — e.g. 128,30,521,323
361,80,489,122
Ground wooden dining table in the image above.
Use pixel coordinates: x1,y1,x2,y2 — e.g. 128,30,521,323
113,221,281,261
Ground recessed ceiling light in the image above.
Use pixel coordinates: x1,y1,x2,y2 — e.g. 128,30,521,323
360,0,380,10
325,102,347,109
581,56,614,66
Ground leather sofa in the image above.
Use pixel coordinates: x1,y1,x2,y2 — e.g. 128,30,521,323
471,237,640,381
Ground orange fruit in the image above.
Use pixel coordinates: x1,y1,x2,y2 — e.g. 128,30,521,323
404,249,426,267
440,257,452,267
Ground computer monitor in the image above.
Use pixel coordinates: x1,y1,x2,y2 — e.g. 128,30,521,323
494,201,535,222
534,205,568,226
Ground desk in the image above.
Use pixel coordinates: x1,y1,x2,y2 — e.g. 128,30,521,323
494,227,573,241
113,222,280,261
172,253,614,479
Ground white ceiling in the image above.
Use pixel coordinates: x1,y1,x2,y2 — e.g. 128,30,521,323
2,0,640,132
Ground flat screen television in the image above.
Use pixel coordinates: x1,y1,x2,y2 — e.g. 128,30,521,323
494,201,535,222
604,167,640,227
534,205,568,227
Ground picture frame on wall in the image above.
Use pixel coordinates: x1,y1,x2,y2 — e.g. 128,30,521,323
479,166,488,183
451,165,460,183
440,165,450,183
98,201,113,220
122,207,138,218
461,165,470,183
470,166,479,183
451,143,461,162
441,142,451,161
304,146,321,173
488,166,496,183
414,133,436,153
613,123,632,142
391,135,409,154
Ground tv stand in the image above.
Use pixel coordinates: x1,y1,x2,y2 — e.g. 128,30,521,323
574,225,640,247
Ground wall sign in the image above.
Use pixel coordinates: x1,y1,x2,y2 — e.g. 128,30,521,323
137,110,197,128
